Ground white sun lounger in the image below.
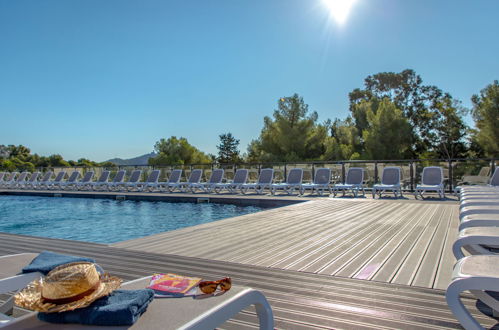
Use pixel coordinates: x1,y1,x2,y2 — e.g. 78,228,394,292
453,227,499,259
73,171,95,191
137,170,161,192
241,168,274,195
19,172,41,190
0,253,274,330
120,170,143,192
8,172,29,189
372,167,403,198
172,169,203,192
0,172,5,185
0,173,18,189
300,168,332,196
415,166,445,199
158,169,183,192
44,171,66,190
214,169,249,194
31,171,53,190
270,168,303,195
105,170,126,191
446,255,499,330
58,172,81,190
86,170,111,191
332,167,365,197
189,169,224,193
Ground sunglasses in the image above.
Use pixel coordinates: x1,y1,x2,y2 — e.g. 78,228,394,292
198,277,232,294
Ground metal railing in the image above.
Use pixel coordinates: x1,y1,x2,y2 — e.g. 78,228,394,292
34,158,497,193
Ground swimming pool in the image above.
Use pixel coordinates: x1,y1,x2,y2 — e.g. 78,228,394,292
0,195,265,243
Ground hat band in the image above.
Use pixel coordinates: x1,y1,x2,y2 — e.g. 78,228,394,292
42,281,100,305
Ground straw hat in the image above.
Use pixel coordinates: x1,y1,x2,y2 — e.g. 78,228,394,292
15,262,122,313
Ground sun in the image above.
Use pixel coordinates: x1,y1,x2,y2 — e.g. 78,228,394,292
322,0,357,25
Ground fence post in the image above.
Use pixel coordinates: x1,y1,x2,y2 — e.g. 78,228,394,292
312,163,315,182
410,161,414,192
448,159,453,193
374,161,378,184
284,164,287,182
341,163,346,183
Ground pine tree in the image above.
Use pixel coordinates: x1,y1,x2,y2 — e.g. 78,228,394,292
217,133,240,163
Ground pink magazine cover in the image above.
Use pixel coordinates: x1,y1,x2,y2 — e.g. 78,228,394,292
147,273,202,295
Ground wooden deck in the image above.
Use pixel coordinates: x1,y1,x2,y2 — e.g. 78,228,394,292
0,233,497,329
114,198,460,290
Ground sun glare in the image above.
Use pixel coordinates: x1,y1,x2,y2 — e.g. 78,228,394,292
323,0,357,25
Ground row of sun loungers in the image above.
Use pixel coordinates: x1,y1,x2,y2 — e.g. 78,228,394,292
1,167,497,197
446,184,499,329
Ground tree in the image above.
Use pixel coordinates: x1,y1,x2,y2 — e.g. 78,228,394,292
322,118,361,160
217,133,240,163
249,94,327,162
360,99,412,160
149,136,211,165
471,80,499,157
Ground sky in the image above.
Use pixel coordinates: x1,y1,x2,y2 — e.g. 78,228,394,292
0,0,498,162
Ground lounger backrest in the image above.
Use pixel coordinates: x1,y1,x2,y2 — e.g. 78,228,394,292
128,170,142,183
490,167,499,186
28,172,41,182
40,171,53,182
286,168,303,184
80,171,94,183
232,169,248,184
97,170,111,183
53,171,66,182
168,169,182,183
314,168,331,185
5,172,18,182
112,170,126,183
478,166,490,177
146,170,161,183
257,168,274,184
17,172,29,182
0,172,5,181
421,166,443,185
66,172,80,183
345,168,364,185
208,169,224,184
188,169,203,183
381,167,401,185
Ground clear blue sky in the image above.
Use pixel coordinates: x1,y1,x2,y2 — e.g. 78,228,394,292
1,0,497,161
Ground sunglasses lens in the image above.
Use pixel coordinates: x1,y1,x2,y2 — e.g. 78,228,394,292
199,282,217,294
220,278,232,291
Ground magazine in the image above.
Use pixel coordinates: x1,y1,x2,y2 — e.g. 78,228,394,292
147,273,202,297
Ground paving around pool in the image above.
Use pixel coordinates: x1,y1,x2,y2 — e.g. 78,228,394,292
1,188,496,329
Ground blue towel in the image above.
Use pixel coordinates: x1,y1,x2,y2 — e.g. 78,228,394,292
22,251,95,275
38,289,155,326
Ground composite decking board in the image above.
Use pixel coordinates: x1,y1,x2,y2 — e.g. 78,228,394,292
412,205,453,288
353,202,435,281
434,206,460,290
1,234,496,328
390,205,448,286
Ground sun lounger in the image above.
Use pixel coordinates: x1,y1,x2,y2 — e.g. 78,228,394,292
415,166,445,199
459,213,499,231
0,172,18,189
453,227,499,259
446,255,499,330
86,170,111,191
158,169,183,192
300,168,332,196
332,167,365,197
171,169,203,192
0,172,5,185
137,170,161,192
372,167,402,198
19,172,41,190
0,254,274,330
31,171,53,190
119,170,143,192
189,169,224,193
44,171,66,190
71,171,94,191
105,170,126,191
8,172,29,189
241,168,274,195
270,168,303,195
214,169,249,194
55,171,80,190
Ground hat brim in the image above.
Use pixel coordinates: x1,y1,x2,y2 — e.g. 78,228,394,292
15,273,122,313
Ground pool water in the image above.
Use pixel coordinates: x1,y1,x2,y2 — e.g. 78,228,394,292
0,195,265,243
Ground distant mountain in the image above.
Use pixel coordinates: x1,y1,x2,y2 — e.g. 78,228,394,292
106,152,156,166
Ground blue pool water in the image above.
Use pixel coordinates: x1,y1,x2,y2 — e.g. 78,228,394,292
0,195,265,243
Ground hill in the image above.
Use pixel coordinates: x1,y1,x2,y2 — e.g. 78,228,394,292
106,152,156,166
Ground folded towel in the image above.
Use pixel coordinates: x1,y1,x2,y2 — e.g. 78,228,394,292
38,289,155,326
22,251,95,275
